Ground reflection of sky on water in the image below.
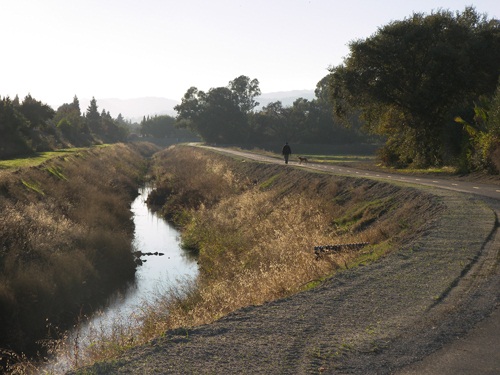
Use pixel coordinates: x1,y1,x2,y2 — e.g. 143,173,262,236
89,186,198,326
125,186,198,312
45,186,198,372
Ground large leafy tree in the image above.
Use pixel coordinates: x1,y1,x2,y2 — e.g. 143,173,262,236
198,86,247,143
228,75,261,113
175,76,259,143
252,101,291,141
330,7,500,167
19,94,55,131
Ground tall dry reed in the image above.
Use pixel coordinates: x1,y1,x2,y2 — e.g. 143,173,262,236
126,145,440,349
0,143,158,371
16,145,439,373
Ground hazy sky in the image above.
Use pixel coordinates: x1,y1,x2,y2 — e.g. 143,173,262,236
1,0,499,108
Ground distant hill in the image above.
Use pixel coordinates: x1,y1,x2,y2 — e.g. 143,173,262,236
80,90,316,121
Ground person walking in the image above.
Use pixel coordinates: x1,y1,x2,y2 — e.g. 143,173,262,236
282,142,291,164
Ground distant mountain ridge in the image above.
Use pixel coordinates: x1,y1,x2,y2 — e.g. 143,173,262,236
80,90,315,121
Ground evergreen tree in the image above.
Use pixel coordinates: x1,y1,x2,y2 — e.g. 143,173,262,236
86,97,101,134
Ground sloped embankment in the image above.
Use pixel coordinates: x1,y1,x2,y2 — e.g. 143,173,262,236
72,145,498,374
0,143,159,363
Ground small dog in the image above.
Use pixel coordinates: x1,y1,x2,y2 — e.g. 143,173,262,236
298,156,308,164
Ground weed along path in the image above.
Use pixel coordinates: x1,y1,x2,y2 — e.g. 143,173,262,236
72,146,500,374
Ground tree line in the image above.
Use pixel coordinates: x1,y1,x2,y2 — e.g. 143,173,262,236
1,81,370,161
329,6,500,171
0,95,132,158
174,7,500,172
138,113,195,140
2,7,499,173
174,75,371,147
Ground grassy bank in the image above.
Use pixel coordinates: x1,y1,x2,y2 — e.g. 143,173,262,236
0,142,159,370
140,146,441,331
0,147,97,170
60,145,442,372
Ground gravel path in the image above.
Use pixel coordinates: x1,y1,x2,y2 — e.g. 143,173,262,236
72,186,500,374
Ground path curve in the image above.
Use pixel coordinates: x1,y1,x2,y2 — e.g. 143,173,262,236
72,145,500,374
200,145,500,199
203,145,500,375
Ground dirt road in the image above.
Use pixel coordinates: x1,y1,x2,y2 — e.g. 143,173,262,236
203,145,500,199
72,146,500,374
211,147,500,375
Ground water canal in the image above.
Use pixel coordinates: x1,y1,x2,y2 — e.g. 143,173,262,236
46,186,198,372
116,185,198,317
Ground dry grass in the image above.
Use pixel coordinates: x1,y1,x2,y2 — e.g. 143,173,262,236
47,145,441,372
7,144,440,373
144,150,438,333
0,142,160,372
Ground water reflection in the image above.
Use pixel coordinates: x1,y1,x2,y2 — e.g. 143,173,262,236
45,186,198,372
119,186,198,315
82,186,198,330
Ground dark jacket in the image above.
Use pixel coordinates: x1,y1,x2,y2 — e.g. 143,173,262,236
282,144,291,155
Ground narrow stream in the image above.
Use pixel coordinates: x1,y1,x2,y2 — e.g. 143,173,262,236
45,186,198,372
111,185,198,318
86,186,198,328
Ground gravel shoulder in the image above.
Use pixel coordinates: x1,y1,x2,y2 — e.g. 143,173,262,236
71,176,500,375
